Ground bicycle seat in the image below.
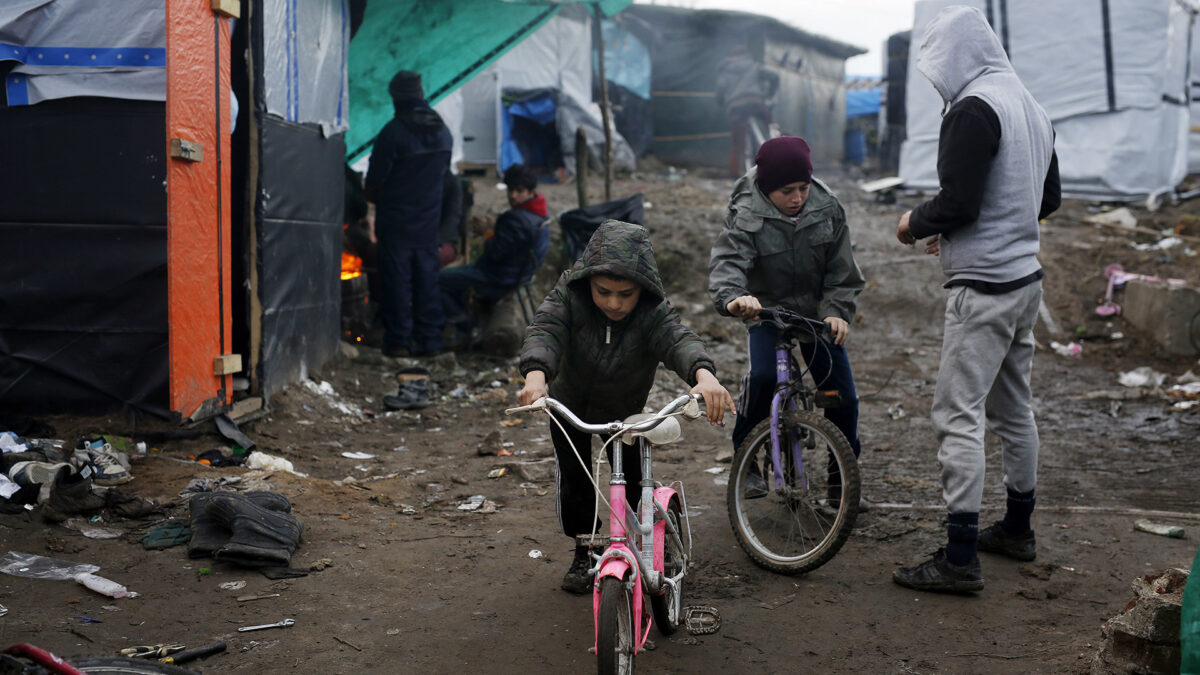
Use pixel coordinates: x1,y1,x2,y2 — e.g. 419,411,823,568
620,413,683,446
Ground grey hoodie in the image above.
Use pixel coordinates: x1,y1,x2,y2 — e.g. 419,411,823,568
917,5,1054,284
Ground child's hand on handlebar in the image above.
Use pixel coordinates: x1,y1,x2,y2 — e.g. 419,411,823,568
690,369,736,426
726,295,762,319
824,317,849,345
518,370,548,405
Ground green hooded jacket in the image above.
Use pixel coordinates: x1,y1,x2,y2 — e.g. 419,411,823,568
520,220,716,423
708,168,865,334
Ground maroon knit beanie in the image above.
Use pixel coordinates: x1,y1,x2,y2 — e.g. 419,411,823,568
754,136,813,194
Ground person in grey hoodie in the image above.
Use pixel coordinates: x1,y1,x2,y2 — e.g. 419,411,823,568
893,5,1061,594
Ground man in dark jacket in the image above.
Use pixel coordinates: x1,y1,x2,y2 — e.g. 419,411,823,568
366,70,453,357
518,221,735,594
439,164,550,341
892,6,1061,594
716,46,780,178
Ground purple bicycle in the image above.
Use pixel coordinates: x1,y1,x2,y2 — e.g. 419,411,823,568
726,307,860,574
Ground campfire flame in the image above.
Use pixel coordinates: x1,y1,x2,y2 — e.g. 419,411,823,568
341,251,363,280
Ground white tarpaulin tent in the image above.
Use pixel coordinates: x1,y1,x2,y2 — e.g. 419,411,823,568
452,8,635,173
901,0,1196,201
1189,17,1200,172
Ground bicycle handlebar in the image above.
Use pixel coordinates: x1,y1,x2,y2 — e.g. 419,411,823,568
505,393,703,435
757,307,831,340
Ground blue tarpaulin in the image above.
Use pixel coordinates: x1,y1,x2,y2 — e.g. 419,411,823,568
846,76,881,118
501,92,557,171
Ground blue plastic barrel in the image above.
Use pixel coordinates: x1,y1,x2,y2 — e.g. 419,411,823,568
844,130,866,165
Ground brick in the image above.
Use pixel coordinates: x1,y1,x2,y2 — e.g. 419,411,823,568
1122,280,1200,356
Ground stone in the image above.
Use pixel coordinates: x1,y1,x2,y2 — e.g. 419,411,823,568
1122,280,1200,356
1091,568,1187,674
339,341,360,360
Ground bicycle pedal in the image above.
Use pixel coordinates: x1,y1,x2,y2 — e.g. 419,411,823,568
684,605,721,635
814,390,843,408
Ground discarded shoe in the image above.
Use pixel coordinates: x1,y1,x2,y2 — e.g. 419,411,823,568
977,522,1037,561
561,546,594,595
7,461,72,488
205,492,303,568
74,440,132,486
893,548,984,594
40,466,105,523
188,491,292,559
384,371,432,411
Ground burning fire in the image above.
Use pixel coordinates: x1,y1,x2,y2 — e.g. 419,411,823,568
341,251,363,280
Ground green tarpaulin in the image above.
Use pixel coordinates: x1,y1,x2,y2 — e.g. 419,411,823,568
347,0,630,163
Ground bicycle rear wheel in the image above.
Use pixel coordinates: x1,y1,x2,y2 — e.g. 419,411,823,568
727,409,859,574
650,496,684,636
596,577,636,674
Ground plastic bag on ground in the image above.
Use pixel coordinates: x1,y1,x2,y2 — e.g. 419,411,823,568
246,451,308,477
0,550,99,579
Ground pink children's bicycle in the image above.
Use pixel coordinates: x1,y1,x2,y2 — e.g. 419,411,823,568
506,392,704,674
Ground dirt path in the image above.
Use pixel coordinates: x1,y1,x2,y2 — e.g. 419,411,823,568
1,169,1198,674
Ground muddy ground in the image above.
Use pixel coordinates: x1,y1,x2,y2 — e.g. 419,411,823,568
2,164,1199,674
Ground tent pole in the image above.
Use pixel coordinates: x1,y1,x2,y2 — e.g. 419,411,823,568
592,4,613,201
575,126,589,208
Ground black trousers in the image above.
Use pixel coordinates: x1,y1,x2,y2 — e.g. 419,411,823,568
551,419,643,540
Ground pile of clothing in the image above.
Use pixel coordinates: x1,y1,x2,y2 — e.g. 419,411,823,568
1,433,138,521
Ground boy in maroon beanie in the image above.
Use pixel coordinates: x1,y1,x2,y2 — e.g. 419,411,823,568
708,136,866,504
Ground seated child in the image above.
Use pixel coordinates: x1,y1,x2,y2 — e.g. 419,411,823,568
439,163,550,342
518,220,735,594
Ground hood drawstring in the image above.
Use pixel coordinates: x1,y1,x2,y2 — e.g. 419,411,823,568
605,323,612,345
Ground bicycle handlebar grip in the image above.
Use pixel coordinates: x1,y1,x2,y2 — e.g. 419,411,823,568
504,397,548,415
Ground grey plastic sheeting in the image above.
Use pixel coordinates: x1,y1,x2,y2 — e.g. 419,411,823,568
0,0,165,106
900,0,1195,200
1190,19,1200,173
262,0,350,135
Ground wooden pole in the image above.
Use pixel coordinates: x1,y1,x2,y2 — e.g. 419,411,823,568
592,4,613,202
575,126,589,209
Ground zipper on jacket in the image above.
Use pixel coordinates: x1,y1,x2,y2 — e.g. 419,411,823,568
605,323,611,345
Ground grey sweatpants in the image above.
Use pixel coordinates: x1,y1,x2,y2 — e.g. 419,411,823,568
932,281,1042,514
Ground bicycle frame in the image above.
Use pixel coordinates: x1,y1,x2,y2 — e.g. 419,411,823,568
591,435,687,654
505,394,698,660
768,345,810,493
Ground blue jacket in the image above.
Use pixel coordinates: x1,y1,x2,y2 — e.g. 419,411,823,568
366,100,452,248
475,196,550,288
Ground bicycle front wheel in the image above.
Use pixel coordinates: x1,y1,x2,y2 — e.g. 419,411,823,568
727,409,859,574
650,496,684,636
597,577,636,674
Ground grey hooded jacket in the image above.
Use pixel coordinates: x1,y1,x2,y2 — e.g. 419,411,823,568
708,169,864,331
520,221,715,424
914,5,1054,284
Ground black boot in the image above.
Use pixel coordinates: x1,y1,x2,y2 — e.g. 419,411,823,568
188,492,293,559
561,545,594,595
204,493,302,567
40,466,105,523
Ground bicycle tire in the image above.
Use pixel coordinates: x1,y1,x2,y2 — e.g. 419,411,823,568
727,409,859,575
596,577,636,675
649,497,684,636
69,657,197,674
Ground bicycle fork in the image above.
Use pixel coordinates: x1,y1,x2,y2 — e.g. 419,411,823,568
768,348,809,492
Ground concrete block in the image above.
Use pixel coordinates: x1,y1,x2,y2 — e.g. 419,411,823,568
1123,280,1200,356
1091,568,1187,674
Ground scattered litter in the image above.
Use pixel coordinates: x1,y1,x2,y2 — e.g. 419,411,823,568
644,201,653,209
386,628,401,636
1173,401,1199,411
391,445,409,452
219,580,247,591
399,504,418,515
0,475,22,500
1118,367,1167,388
457,495,498,513
528,550,543,559
1084,207,1137,228
1134,520,1185,538
1133,237,1183,251
245,451,308,478
1050,341,1083,357
1168,381,1200,399
237,593,280,602
140,522,190,550
74,572,130,599
487,468,507,479
74,615,101,624
0,604,7,617
341,452,375,460
887,404,905,420
302,379,363,417
703,467,725,474
499,419,522,428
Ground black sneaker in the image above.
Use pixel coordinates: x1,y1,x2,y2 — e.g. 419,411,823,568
977,522,1037,561
561,546,593,595
893,548,984,594
384,380,431,410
